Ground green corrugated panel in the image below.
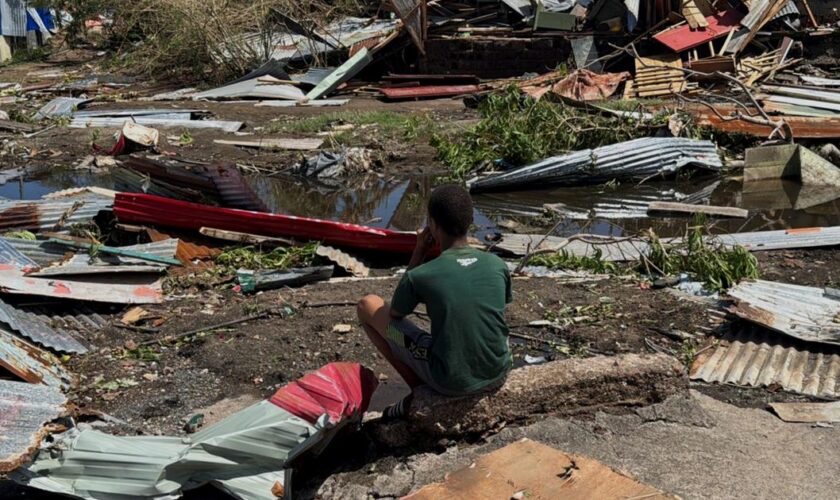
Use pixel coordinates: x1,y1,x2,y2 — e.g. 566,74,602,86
305,48,373,100
18,401,325,499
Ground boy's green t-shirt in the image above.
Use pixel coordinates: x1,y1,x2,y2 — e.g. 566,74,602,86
391,246,513,394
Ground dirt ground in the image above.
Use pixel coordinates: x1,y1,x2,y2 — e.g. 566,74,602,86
59,274,707,437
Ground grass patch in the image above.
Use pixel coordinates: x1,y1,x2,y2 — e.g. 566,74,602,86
642,218,759,292
431,86,678,181
528,248,618,274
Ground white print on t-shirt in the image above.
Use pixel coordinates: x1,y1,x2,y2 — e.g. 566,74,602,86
457,258,478,267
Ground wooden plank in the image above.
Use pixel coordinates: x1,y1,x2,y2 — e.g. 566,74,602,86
647,201,749,218
199,227,296,247
406,439,674,500
0,120,38,133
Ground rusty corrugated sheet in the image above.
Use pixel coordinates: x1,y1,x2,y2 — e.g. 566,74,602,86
0,380,67,473
0,298,88,354
727,280,840,346
691,108,840,138
146,228,222,267
0,326,73,388
202,164,268,212
0,198,112,233
691,327,840,398
380,84,481,100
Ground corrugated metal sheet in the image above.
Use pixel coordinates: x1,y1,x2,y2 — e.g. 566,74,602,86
0,197,112,233
690,327,840,398
727,280,840,346
203,163,268,212
800,76,840,87
0,0,27,37
773,0,800,19
496,224,840,258
22,304,109,335
3,237,179,267
740,0,773,29
20,402,312,499
291,67,336,87
380,84,481,100
0,264,163,304
468,138,722,193
0,326,72,388
115,192,420,254
0,380,66,473
0,237,39,269
316,245,369,277
193,78,305,101
69,117,243,132
19,362,378,499
715,226,840,252
33,97,90,121
0,297,87,353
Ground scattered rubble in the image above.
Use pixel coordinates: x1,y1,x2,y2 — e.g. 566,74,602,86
1,0,840,498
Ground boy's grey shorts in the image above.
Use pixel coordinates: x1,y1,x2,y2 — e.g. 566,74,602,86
384,318,505,397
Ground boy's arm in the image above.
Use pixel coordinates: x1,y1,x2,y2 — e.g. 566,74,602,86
391,274,419,320
408,227,435,270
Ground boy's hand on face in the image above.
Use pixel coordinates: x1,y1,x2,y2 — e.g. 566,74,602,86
415,227,435,254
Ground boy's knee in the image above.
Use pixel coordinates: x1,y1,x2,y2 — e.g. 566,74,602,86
357,294,382,322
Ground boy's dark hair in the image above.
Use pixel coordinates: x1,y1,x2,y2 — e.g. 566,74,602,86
428,184,473,237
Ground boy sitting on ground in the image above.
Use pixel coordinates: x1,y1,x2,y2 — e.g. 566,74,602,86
357,185,512,419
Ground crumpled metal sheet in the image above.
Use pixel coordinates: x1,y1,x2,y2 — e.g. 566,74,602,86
0,326,73,388
193,78,305,101
18,363,378,500
549,69,630,101
468,138,723,192
69,117,244,133
0,297,88,354
727,280,840,346
33,97,90,121
0,380,67,473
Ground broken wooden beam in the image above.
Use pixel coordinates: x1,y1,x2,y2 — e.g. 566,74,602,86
405,353,685,438
647,201,749,218
199,227,296,247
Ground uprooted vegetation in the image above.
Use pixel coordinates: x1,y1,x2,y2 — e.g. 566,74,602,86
431,87,693,180
528,248,619,274
40,0,369,81
215,243,320,271
642,220,760,292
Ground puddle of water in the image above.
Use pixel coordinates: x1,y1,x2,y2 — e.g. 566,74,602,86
250,174,497,235
0,171,114,201
7,166,840,242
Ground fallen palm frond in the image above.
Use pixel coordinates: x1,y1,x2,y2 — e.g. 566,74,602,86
215,242,319,271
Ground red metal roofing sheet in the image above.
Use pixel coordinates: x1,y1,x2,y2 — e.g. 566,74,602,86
653,10,744,52
380,84,481,100
113,193,421,254
270,362,378,424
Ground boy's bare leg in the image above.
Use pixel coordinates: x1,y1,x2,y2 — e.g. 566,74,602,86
357,294,423,388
